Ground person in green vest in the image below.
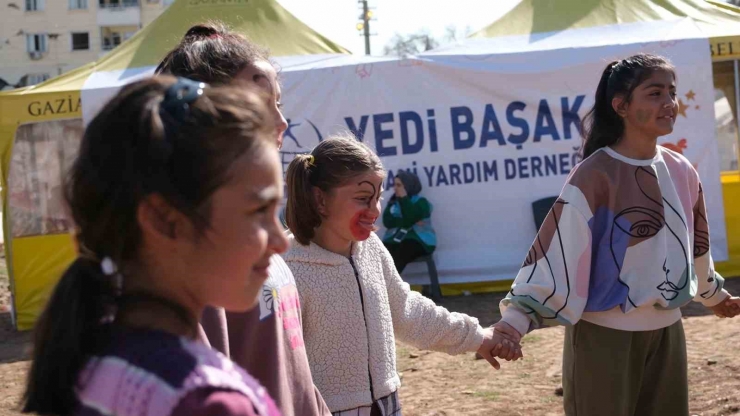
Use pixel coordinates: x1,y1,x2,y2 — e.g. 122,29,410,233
382,170,436,273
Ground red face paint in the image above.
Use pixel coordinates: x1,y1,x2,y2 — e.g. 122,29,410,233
350,210,376,241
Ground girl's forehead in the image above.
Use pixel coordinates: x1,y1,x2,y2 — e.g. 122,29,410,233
334,171,385,190
643,69,676,83
234,60,278,88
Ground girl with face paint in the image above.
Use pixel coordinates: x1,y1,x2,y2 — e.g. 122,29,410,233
283,134,519,415
496,54,740,416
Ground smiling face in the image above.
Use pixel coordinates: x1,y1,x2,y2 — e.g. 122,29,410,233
316,170,385,245
180,144,289,312
615,69,678,139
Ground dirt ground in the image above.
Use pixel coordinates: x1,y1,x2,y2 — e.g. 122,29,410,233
1,264,739,416
396,287,740,416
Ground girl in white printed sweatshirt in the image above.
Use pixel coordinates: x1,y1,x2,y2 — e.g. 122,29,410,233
282,135,518,415
496,54,740,416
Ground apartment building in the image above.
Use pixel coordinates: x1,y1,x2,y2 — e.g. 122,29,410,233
0,0,173,90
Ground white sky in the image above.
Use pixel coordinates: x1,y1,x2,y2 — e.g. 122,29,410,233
276,0,522,55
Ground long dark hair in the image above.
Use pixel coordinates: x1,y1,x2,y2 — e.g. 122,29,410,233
285,133,385,245
156,21,270,84
581,54,675,159
22,76,272,414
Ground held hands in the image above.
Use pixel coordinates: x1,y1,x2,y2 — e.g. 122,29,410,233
709,295,740,318
476,321,523,370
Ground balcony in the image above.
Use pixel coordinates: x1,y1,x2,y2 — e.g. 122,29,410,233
97,0,140,27
100,25,138,51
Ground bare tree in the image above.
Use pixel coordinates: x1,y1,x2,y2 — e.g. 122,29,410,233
383,30,439,57
443,24,475,43
444,25,458,43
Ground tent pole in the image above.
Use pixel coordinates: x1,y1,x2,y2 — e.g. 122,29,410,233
361,0,371,55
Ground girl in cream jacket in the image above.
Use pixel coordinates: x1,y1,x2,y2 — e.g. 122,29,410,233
283,135,517,415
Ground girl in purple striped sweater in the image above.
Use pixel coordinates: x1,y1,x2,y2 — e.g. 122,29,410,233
22,76,287,416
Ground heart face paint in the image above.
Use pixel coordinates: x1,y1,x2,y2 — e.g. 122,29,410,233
350,210,377,241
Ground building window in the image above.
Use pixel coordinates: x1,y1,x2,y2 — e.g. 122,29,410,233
69,0,88,9
25,73,50,85
71,32,90,51
99,0,138,8
102,32,121,50
26,34,48,53
25,0,44,11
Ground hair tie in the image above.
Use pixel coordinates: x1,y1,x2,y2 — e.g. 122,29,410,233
100,257,122,293
306,154,315,167
100,257,117,276
99,256,123,324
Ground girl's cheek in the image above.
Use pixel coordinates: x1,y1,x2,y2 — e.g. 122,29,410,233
349,212,364,239
348,210,373,240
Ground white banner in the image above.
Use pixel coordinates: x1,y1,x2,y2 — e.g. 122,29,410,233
78,19,727,286
280,24,727,285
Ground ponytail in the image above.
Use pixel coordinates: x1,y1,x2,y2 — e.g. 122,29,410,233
285,154,322,245
22,257,117,414
581,61,621,159
21,77,271,415
581,54,676,159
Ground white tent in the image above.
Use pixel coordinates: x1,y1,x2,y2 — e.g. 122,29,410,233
83,19,723,294
81,54,393,125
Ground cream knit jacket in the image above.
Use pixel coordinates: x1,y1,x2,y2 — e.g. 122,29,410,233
284,232,486,412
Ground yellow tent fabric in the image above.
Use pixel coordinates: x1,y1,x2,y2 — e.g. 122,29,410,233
466,0,740,281
0,0,348,330
471,0,740,61
91,0,349,72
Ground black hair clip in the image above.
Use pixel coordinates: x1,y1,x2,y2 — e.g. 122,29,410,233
160,77,206,120
156,77,207,161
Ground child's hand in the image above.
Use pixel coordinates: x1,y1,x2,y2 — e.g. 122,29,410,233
477,327,504,370
709,295,740,318
493,320,523,345
492,321,523,361
477,322,523,370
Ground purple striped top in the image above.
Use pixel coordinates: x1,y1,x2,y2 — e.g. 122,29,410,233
74,328,280,416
